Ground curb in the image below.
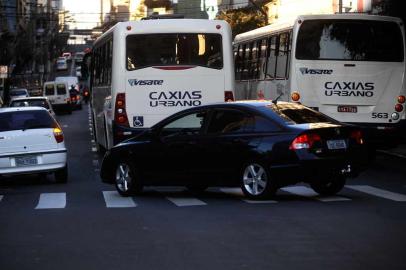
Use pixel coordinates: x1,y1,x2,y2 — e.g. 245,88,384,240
377,150,406,159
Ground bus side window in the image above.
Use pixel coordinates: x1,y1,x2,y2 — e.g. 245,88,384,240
242,43,250,80
266,36,277,79
276,32,289,79
258,39,268,80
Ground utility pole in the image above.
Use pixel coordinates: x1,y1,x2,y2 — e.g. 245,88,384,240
100,0,104,24
339,0,343,13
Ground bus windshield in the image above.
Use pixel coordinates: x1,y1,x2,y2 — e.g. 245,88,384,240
126,33,223,70
296,19,404,62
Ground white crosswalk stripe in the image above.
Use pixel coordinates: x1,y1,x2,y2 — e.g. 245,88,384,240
166,197,207,207
280,186,351,202
346,185,406,202
102,191,137,208
220,188,278,204
35,193,66,209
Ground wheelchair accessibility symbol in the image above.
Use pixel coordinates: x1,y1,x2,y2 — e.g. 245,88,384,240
133,116,144,127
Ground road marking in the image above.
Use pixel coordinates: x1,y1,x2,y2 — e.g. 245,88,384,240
166,197,207,207
92,147,97,152
346,185,406,202
220,187,244,197
91,139,95,143
243,199,278,204
89,128,92,131
281,186,351,202
35,193,66,209
62,124,68,128
102,191,136,208
92,160,99,166
0,195,3,203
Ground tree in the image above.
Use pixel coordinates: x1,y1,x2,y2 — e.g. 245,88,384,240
216,7,267,38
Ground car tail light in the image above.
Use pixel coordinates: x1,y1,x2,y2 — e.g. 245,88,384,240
291,91,300,102
395,104,403,112
225,91,234,102
289,133,321,150
115,93,129,127
53,127,64,143
398,95,405,104
350,130,364,145
71,96,76,101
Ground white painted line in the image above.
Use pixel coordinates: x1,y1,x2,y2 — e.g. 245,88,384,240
166,197,207,207
281,186,351,202
91,139,95,143
62,124,68,128
92,160,99,166
0,195,3,203
89,128,92,131
103,191,136,208
35,193,66,209
243,199,278,204
92,147,97,152
346,185,406,202
219,187,244,197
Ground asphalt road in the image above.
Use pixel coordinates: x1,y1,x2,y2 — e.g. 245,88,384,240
1,66,406,269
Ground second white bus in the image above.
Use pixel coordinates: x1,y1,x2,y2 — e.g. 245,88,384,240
234,14,406,145
91,18,234,150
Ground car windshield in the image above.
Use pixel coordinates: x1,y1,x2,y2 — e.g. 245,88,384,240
262,103,336,124
126,33,223,70
10,100,49,109
0,110,56,132
10,90,27,96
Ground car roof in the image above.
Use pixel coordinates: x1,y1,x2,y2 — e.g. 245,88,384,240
0,106,47,113
10,88,28,91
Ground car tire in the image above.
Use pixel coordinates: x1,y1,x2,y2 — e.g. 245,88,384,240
240,161,276,199
115,161,143,196
310,174,346,196
54,165,68,183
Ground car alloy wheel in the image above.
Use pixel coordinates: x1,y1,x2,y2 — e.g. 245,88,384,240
243,163,268,196
116,163,131,193
114,161,143,196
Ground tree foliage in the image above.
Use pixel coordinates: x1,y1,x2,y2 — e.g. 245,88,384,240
216,7,267,38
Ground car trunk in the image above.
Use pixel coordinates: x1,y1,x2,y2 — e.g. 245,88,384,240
0,129,57,154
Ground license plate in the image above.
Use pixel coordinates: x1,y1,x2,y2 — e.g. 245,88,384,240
327,140,347,150
15,156,38,166
338,106,357,113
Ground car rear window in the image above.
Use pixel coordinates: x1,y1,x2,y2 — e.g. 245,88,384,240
56,84,66,95
10,90,27,96
0,110,56,132
45,84,54,95
262,103,336,124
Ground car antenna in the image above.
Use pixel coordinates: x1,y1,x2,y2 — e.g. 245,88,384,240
272,92,284,105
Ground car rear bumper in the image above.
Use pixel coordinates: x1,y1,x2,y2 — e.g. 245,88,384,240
0,149,67,176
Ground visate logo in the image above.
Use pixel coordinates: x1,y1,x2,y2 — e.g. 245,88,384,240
128,79,164,86
300,68,333,75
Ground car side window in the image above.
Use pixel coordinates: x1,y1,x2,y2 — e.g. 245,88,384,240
207,110,253,134
253,116,281,132
161,111,206,137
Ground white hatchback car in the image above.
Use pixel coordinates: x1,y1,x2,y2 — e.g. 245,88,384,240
9,96,56,117
0,107,68,182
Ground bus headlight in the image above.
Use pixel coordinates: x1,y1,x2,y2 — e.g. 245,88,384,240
391,112,400,120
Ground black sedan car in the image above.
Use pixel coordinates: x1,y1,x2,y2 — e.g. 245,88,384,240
100,101,368,199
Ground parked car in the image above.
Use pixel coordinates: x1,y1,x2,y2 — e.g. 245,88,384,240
56,57,68,71
0,107,68,182
100,101,368,199
75,66,82,79
9,96,55,117
9,88,29,101
43,81,72,114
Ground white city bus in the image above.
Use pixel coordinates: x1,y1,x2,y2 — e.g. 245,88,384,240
234,14,406,144
90,19,234,150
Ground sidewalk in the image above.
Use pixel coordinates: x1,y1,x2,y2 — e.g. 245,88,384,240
378,144,406,159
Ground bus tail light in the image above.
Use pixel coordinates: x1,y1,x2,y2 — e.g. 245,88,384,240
350,130,364,145
225,91,234,102
398,95,405,104
395,104,403,112
291,92,300,102
115,93,129,127
289,133,321,150
53,127,64,143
